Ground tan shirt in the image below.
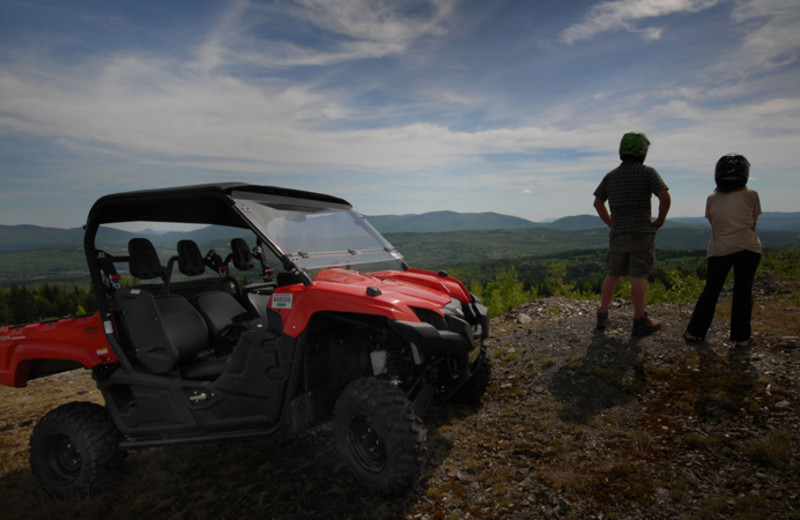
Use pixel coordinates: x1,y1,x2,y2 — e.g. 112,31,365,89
705,188,762,258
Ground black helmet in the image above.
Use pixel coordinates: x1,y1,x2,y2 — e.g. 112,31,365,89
619,132,650,162
715,153,750,192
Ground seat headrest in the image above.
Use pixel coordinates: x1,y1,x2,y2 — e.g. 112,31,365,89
128,238,164,280
177,240,206,277
230,238,254,271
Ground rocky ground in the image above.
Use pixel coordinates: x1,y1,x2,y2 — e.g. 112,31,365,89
1,292,798,519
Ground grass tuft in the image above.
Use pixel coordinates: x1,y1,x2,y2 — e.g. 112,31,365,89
744,431,794,468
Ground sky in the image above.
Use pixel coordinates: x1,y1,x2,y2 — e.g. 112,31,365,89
1,0,799,228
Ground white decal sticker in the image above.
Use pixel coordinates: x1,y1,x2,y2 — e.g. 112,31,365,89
271,293,293,309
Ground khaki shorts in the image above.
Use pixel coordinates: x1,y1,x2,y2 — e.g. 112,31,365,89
607,232,656,278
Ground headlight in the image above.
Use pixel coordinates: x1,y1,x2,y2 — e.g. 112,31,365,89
443,298,465,318
412,298,465,330
411,306,447,330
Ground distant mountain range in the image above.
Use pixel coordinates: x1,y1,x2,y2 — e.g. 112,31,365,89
1,211,799,252
367,211,538,233
1,211,798,286
369,211,800,233
0,225,85,251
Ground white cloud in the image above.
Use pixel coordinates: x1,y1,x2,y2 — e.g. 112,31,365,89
561,0,722,43
2,0,800,225
191,0,458,71
288,0,455,42
2,37,797,194
732,0,800,70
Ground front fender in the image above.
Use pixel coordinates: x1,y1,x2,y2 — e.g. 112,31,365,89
269,278,443,338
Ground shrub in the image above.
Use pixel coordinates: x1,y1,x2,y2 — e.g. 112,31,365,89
744,431,793,468
471,268,537,316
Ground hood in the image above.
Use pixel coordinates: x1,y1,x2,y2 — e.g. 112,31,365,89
370,267,473,303
313,268,453,308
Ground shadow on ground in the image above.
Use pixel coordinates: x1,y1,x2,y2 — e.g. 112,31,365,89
549,332,646,423
0,411,459,520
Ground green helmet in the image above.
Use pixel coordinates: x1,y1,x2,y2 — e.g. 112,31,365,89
619,132,650,161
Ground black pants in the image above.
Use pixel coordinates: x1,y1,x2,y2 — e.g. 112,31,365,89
687,250,761,342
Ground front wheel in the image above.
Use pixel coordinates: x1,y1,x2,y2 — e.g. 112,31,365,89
29,401,126,498
334,378,426,495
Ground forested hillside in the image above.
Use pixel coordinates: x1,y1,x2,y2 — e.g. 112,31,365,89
1,211,798,327
3,246,799,330
2,211,798,252
0,284,96,326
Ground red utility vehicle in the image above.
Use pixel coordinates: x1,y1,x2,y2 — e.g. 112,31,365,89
0,184,490,497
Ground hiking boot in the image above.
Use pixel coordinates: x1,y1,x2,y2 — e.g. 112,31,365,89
683,329,703,343
596,310,610,331
632,313,661,336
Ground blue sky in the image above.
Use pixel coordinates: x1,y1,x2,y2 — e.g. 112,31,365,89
1,0,799,227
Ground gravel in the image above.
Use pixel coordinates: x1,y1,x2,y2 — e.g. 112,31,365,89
1,296,798,520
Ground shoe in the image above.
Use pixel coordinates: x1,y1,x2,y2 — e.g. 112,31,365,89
632,313,661,336
734,336,754,348
596,310,610,331
683,329,702,343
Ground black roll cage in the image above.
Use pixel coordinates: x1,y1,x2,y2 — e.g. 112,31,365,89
82,182,353,366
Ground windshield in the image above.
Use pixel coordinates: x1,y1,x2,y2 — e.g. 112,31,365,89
231,191,404,270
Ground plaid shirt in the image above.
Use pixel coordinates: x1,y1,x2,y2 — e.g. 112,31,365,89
594,161,668,234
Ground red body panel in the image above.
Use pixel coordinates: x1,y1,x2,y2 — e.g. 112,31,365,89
373,267,473,303
270,268,458,338
0,313,117,388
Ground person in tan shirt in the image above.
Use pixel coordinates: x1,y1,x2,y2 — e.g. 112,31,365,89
684,154,762,347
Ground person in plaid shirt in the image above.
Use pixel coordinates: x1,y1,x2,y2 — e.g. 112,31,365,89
593,132,671,336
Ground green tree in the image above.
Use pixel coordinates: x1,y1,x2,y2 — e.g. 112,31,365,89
541,261,579,298
8,284,35,324
0,286,10,326
0,284,97,327
472,267,537,316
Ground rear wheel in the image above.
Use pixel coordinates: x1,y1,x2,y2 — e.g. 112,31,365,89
29,401,126,498
334,378,426,495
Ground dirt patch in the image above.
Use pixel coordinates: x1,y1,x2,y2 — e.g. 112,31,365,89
1,294,798,519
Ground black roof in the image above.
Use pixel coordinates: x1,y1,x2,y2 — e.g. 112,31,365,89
85,183,352,228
